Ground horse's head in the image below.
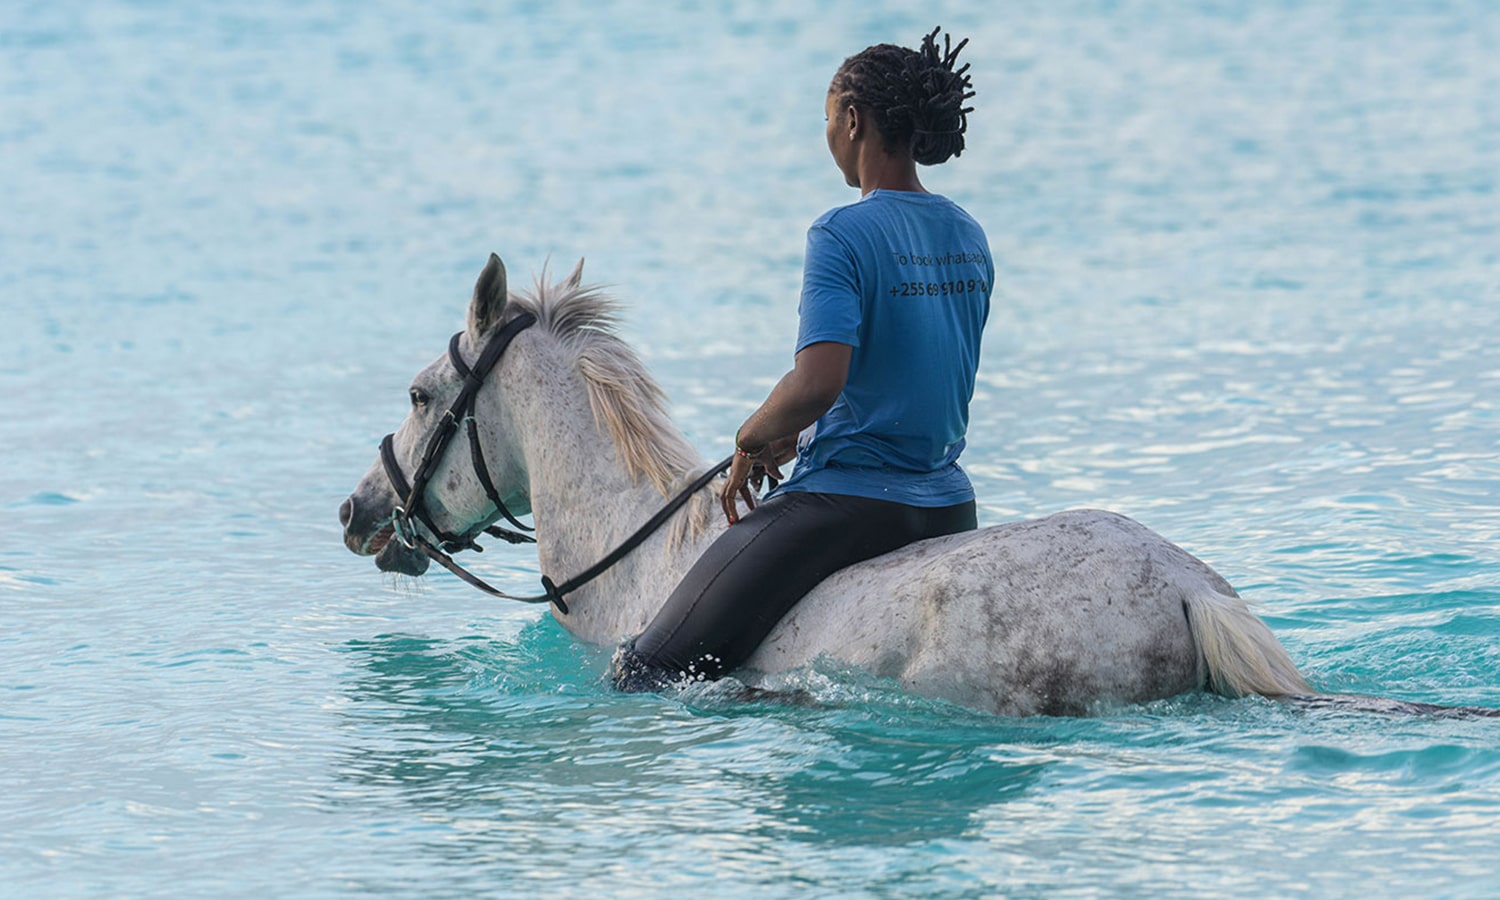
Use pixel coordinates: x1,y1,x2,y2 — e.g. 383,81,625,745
340,253,558,576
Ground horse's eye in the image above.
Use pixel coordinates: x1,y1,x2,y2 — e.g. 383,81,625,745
409,388,430,408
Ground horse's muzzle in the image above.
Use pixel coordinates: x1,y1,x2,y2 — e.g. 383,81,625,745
341,493,431,576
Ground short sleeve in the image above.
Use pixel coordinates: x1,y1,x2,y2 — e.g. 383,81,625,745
796,224,861,351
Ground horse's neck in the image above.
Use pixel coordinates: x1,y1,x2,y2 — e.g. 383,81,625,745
505,341,708,644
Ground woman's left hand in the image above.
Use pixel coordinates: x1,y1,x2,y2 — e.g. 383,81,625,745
721,446,785,525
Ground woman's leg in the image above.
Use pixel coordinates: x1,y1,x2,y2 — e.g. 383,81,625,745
611,491,976,690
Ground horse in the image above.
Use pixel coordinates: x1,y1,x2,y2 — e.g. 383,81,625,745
339,253,1315,717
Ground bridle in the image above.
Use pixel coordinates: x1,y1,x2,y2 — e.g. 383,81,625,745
379,312,731,615
381,313,538,557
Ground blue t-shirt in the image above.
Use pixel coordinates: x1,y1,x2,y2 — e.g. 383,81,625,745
773,190,993,506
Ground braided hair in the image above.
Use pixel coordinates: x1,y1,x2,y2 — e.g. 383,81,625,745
829,26,976,166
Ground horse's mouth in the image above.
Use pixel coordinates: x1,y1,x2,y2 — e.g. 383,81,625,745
347,520,430,576
345,520,394,557
366,523,395,555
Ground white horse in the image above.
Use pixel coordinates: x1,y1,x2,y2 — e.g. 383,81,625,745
340,253,1314,717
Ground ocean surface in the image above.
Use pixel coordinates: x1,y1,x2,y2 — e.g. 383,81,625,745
3,1,1498,896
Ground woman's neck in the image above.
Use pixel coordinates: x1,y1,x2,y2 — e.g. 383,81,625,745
855,150,926,196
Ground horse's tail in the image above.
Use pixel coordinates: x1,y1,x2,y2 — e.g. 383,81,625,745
1183,590,1311,698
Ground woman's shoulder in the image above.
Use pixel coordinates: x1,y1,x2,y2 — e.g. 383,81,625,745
809,198,866,230
812,191,975,233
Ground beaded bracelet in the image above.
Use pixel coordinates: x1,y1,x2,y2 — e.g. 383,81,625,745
734,427,766,460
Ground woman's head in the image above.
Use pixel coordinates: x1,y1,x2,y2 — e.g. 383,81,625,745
828,27,975,167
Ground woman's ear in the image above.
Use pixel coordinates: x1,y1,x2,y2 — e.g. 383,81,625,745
845,104,862,140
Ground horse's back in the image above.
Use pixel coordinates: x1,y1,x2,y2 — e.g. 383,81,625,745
751,509,1211,715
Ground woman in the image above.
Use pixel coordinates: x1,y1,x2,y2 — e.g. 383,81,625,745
613,27,992,690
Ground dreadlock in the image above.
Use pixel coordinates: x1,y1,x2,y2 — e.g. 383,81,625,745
829,26,976,166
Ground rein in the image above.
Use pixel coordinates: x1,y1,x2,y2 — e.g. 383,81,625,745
380,311,731,616
403,457,732,614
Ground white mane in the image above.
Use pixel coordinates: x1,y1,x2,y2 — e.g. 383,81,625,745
507,271,715,546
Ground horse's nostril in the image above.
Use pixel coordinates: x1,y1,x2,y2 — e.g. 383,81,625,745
339,497,354,529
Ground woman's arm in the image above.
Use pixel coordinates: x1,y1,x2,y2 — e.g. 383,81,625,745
721,341,852,523
737,341,851,450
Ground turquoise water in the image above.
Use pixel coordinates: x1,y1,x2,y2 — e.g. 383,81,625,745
4,0,1498,895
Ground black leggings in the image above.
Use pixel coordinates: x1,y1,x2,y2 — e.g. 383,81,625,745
611,490,977,690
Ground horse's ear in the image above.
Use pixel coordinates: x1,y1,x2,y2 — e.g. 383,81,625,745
564,257,585,290
468,253,509,337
